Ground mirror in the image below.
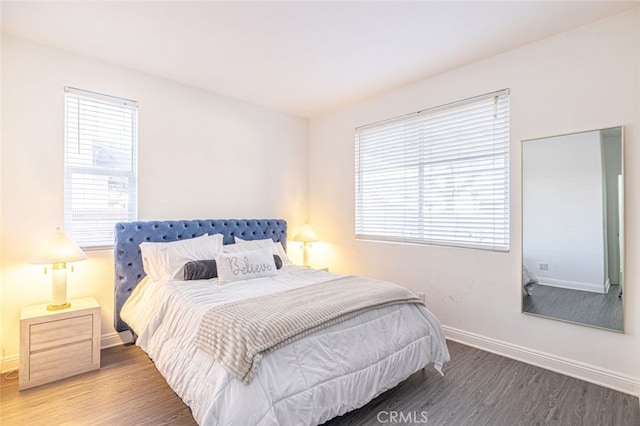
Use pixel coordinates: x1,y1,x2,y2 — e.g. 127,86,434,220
522,127,623,332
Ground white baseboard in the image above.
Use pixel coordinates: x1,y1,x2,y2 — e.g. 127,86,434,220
101,331,133,348
537,277,605,293
1,354,19,373
443,325,640,397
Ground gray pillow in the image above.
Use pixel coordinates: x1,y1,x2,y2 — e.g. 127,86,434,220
184,259,218,280
183,255,283,280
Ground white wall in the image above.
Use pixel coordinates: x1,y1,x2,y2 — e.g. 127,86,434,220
0,30,4,364
309,9,640,393
0,35,308,366
523,131,605,293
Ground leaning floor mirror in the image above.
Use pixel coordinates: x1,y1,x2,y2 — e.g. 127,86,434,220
521,126,624,332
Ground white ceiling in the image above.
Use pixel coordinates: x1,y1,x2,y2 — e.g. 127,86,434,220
2,1,638,118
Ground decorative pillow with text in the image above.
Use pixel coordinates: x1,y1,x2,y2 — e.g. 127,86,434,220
215,247,278,284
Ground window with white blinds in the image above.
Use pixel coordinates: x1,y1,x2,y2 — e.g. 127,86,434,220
64,87,138,248
355,89,510,251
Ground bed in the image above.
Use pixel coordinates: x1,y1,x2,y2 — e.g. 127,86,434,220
115,218,450,425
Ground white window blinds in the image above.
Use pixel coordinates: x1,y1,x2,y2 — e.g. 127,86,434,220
64,87,138,248
355,89,510,251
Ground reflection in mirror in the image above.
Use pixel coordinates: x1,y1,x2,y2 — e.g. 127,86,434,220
522,127,623,332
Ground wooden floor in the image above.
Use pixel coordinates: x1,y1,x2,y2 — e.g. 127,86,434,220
1,344,197,426
1,341,638,425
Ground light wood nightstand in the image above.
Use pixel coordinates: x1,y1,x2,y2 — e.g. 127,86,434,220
306,265,329,272
19,297,101,390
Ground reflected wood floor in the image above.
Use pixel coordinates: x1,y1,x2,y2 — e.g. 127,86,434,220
523,283,623,331
1,341,638,425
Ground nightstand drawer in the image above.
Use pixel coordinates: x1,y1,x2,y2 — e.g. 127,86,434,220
29,339,94,383
30,315,93,352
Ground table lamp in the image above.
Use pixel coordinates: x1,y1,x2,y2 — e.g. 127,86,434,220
29,227,87,310
292,223,319,267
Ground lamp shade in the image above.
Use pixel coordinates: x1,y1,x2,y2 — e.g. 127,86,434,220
292,223,319,243
29,227,87,265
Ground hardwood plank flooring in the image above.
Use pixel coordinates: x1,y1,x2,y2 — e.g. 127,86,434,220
326,341,639,425
1,341,637,425
1,344,197,426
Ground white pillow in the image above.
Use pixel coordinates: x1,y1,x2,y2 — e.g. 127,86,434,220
231,237,292,265
140,233,224,281
215,247,278,284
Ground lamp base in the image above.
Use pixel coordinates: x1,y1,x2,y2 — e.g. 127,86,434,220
47,302,71,311
302,242,311,268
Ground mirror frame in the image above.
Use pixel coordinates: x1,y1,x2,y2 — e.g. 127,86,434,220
521,126,624,332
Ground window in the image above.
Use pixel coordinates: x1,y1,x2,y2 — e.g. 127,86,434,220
355,89,510,251
64,87,138,248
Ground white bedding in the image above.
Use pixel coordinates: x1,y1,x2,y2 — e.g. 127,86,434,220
121,266,450,426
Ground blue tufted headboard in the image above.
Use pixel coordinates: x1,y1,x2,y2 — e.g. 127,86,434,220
114,218,287,332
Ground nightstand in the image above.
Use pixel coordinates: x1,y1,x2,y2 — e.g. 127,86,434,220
307,265,329,272
19,297,101,390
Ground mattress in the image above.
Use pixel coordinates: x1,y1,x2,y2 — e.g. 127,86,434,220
121,266,450,425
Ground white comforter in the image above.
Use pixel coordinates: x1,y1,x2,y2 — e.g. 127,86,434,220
121,266,450,426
